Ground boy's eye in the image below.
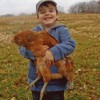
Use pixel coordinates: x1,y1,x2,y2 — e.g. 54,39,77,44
49,10,54,12
40,11,45,14
49,8,55,12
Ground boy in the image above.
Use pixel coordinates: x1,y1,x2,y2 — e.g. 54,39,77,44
19,0,75,100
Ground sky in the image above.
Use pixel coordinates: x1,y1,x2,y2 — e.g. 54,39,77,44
0,0,98,15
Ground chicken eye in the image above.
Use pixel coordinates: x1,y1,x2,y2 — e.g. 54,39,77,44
18,39,22,42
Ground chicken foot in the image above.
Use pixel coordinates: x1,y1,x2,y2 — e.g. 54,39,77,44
40,82,48,100
26,77,40,90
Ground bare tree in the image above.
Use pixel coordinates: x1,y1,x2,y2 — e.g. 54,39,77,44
57,5,65,13
68,0,100,14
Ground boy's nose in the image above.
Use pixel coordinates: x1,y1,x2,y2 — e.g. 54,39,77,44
45,11,50,15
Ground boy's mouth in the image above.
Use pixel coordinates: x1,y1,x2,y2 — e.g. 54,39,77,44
44,17,52,20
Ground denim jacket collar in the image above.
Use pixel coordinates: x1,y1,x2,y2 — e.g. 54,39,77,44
37,24,65,31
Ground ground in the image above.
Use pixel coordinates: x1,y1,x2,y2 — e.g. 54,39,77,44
0,14,100,100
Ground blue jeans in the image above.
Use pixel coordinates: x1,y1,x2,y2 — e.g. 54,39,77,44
32,91,64,100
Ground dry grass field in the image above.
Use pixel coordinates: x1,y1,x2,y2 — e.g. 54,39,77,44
0,14,100,100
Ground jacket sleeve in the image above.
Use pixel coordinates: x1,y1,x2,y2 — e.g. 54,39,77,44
19,46,35,60
49,26,75,61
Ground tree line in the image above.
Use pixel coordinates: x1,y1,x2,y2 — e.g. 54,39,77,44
68,0,100,13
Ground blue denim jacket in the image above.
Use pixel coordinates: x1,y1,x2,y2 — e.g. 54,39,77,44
19,24,75,92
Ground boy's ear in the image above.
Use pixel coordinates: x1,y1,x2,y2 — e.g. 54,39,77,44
37,13,39,19
56,14,59,20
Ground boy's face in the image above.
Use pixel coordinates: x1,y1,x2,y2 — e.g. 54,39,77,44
37,3,58,27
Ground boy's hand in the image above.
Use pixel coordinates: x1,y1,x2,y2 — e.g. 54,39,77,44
44,50,54,68
34,45,49,57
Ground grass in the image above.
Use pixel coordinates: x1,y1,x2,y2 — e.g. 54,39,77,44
0,14,100,100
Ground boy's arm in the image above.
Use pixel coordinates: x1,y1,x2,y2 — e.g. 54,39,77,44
19,46,35,60
49,27,75,61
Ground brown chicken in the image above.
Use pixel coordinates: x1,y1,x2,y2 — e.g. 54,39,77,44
13,30,74,100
